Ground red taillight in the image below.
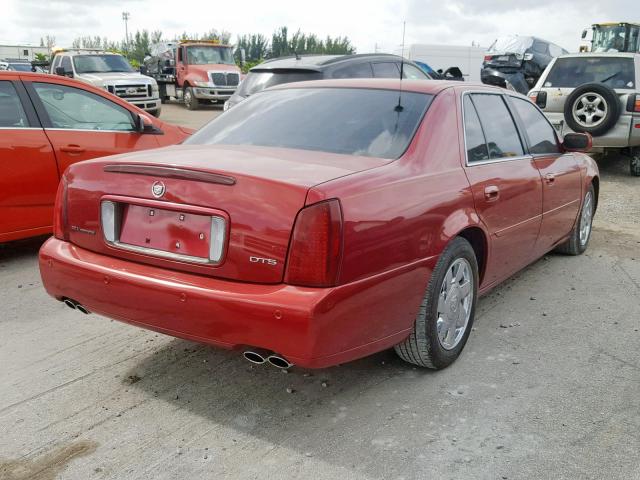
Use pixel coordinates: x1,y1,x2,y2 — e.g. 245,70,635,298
635,97,640,112
53,176,68,241
285,199,343,288
484,55,492,61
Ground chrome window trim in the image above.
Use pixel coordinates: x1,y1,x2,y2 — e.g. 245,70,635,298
461,90,530,167
0,127,43,130
45,128,138,134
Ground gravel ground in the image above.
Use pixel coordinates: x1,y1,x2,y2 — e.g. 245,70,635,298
0,106,638,480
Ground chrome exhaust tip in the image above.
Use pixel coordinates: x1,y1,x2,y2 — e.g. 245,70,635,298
267,354,294,369
63,298,77,310
243,350,267,365
76,304,90,315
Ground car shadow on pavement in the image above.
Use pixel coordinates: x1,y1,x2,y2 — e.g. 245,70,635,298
0,235,48,264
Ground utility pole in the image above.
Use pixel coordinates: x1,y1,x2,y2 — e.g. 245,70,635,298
122,11,130,54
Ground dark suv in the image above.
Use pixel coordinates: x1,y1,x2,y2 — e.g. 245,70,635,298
224,53,431,110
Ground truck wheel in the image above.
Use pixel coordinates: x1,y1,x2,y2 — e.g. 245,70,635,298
183,87,199,110
631,152,640,177
555,184,595,255
394,237,478,369
563,83,620,137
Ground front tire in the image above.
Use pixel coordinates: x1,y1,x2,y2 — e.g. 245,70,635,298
555,184,595,255
183,87,199,110
395,237,479,369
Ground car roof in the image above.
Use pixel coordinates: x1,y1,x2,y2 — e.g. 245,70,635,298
252,53,411,72
556,52,639,59
267,78,504,95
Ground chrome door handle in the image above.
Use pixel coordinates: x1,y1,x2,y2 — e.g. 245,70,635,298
60,145,86,154
484,185,500,202
544,173,556,185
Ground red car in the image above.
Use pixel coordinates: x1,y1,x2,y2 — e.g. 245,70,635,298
0,71,192,243
39,79,598,370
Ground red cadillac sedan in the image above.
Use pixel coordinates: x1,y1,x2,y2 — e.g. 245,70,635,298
39,79,598,370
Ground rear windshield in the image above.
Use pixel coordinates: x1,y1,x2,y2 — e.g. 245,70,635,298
186,87,432,159
236,70,323,97
544,57,636,89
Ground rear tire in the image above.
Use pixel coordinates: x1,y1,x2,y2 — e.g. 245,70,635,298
631,152,640,177
184,87,199,110
394,237,478,369
555,184,595,255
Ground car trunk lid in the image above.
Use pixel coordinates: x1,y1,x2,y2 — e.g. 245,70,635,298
63,144,388,283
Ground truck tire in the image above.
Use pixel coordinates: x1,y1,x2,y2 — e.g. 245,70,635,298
555,184,595,255
183,87,199,110
394,237,478,369
563,83,620,137
631,151,640,177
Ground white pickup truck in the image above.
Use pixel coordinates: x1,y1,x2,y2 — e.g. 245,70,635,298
50,49,161,117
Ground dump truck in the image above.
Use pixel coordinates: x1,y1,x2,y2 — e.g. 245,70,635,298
142,40,241,110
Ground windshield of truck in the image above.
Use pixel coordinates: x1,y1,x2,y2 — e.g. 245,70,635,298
8,63,32,71
236,70,322,97
186,46,235,65
73,55,134,74
593,25,640,52
488,36,533,54
543,57,635,89
186,87,432,159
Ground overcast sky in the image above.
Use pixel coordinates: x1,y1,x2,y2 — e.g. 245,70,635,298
2,0,636,52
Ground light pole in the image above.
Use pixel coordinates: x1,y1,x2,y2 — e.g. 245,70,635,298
122,11,130,54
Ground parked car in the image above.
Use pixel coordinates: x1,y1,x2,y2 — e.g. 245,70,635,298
0,60,35,72
39,79,598,370
224,53,431,110
482,35,569,94
0,71,192,243
529,52,640,175
51,48,162,117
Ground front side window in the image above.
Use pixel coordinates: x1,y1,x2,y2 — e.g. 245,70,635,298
73,55,134,74
0,81,29,128
372,62,400,78
544,57,635,89
510,98,560,155
470,94,524,159
463,96,489,163
402,63,429,79
33,82,135,131
187,87,432,159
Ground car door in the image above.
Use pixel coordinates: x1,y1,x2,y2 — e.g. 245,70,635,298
0,78,60,241
508,96,582,254
24,79,160,174
461,92,543,286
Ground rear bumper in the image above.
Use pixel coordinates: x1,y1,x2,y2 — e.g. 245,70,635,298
39,238,432,368
545,112,640,148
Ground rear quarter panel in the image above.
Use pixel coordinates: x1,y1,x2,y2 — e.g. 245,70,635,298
307,88,482,341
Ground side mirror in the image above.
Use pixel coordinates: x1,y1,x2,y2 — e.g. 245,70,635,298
139,65,148,75
239,48,246,67
55,66,66,76
134,113,162,134
581,29,588,40
563,132,592,152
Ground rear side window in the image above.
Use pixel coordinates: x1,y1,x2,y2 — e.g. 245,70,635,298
0,81,29,128
463,96,489,163
372,62,400,78
331,62,373,78
237,70,323,97
187,87,432,159
510,98,560,155
544,57,635,89
470,94,524,159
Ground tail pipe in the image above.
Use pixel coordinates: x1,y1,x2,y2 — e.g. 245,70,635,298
267,354,294,369
62,298,90,314
242,349,294,369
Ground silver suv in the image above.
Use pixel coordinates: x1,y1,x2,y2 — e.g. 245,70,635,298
51,49,161,117
529,52,640,175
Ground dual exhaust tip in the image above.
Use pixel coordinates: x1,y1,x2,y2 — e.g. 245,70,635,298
243,349,293,369
63,298,90,315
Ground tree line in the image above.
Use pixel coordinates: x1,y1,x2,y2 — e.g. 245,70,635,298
44,26,355,70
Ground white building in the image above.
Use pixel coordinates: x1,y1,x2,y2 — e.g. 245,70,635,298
395,44,487,82
0,44,50,61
